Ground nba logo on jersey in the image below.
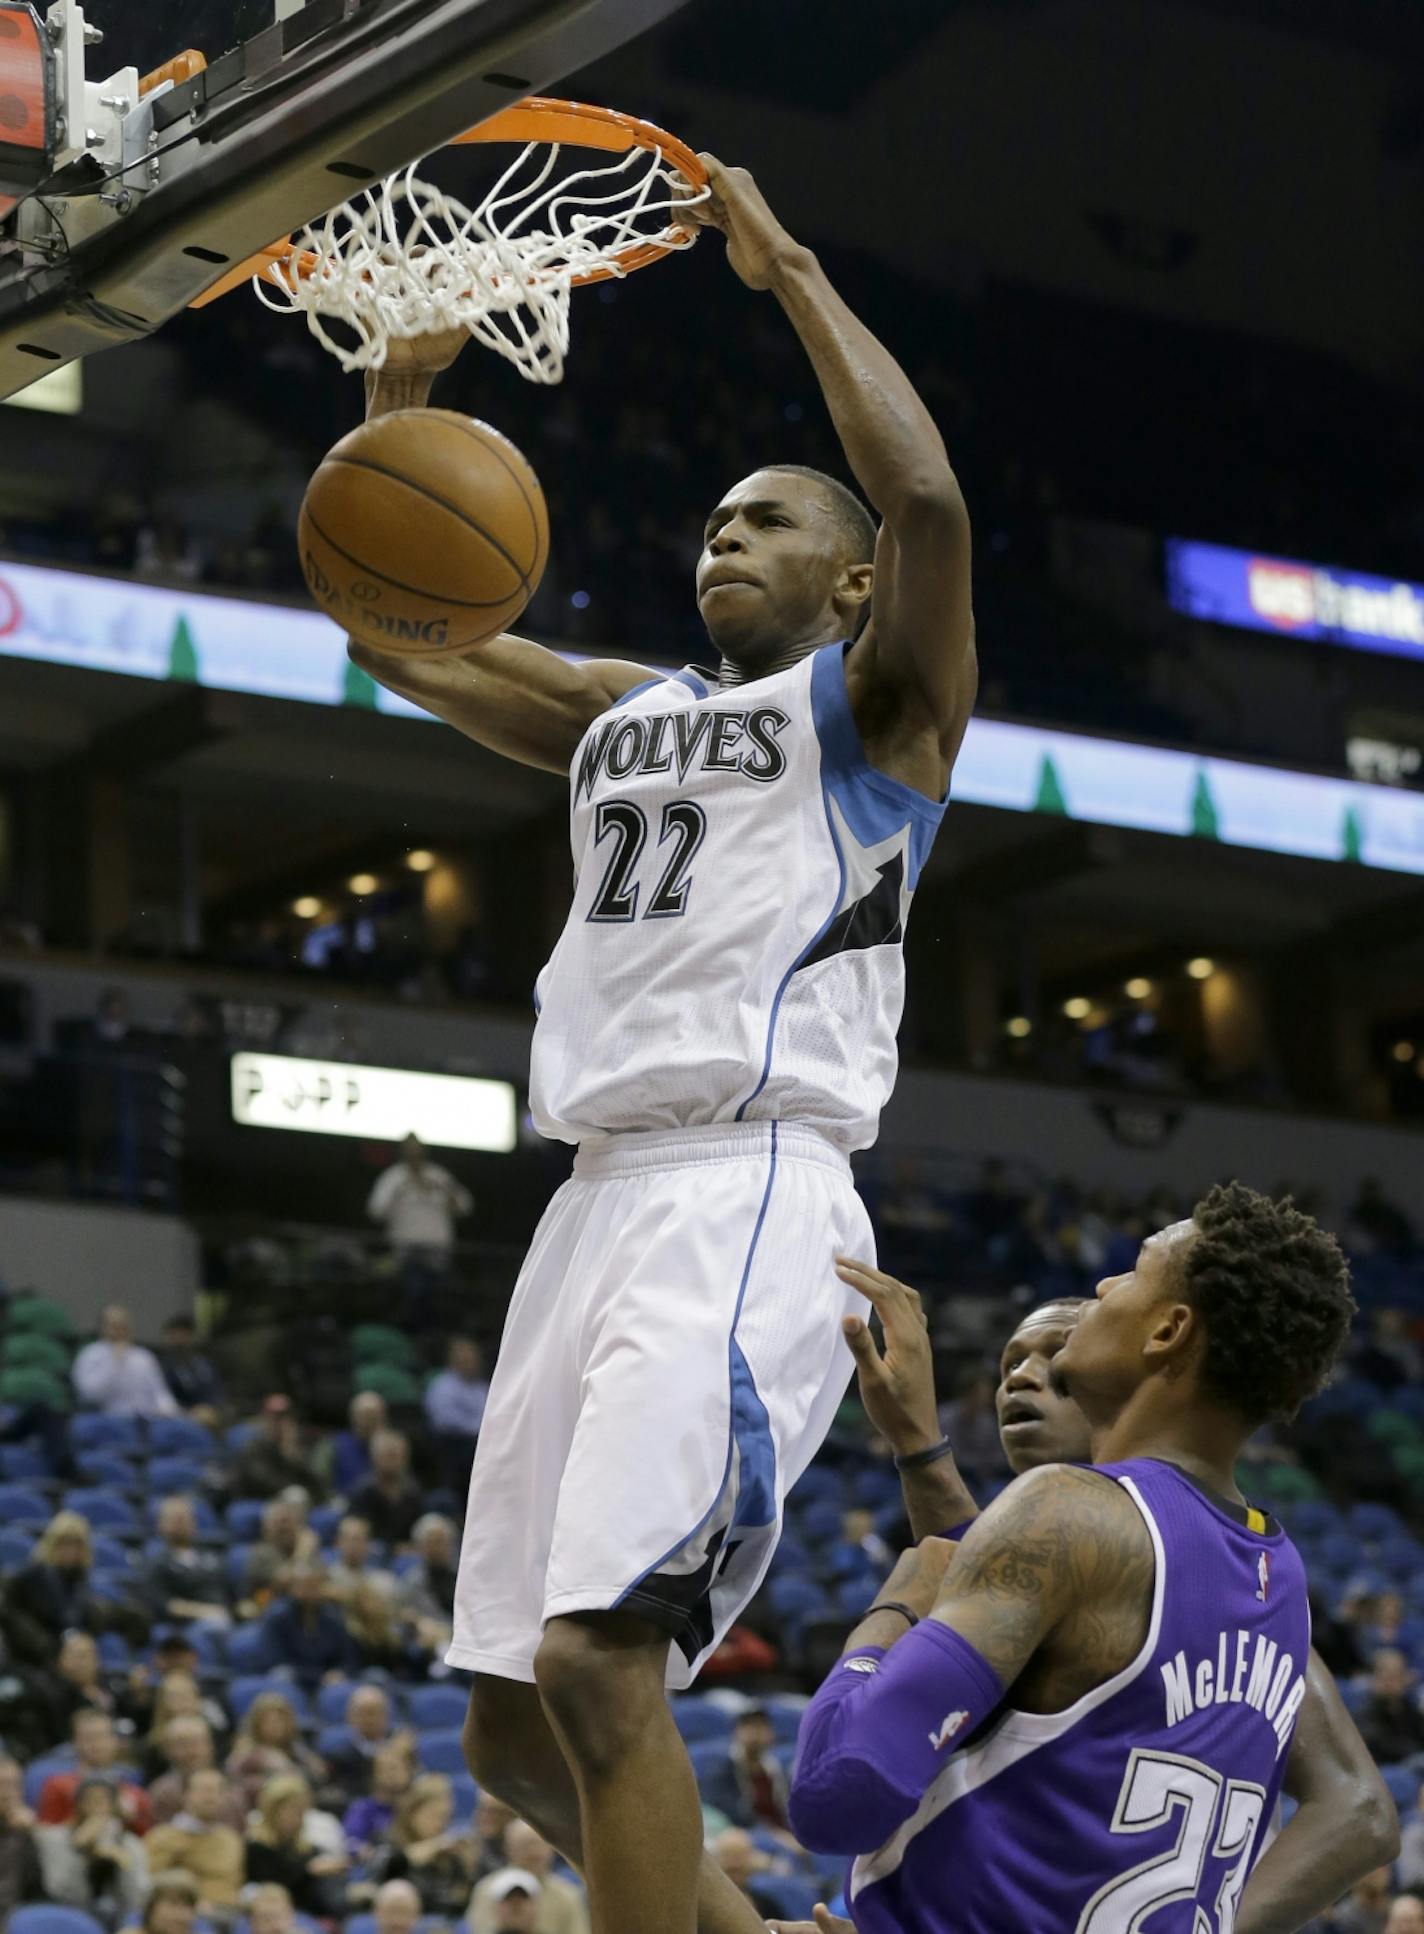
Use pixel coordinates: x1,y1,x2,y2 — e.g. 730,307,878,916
1256,1550,1271,1601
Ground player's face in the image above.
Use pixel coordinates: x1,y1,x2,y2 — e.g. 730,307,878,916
995,1304,1092,1472
696,470,859,667
1053,1219,1198,1423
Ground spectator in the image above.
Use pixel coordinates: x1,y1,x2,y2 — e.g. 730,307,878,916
349,1430,424,1550
37,1710,151,1834
72,1303,178,1418
246,1883,298,1934
341,1738,416,1861
2,1511,117,1667
1357,1650,1424,1765
938,1369,1008,1479
476,1868,543,1934
469,1793,517,1885
346,1575,422,1678
399,1514,457,1644
262,1560,357,1686
138,1670,230,1779
1388,1899,1424,1934
145,1767,246,1913
371,1773,476,1917
225,1691,325,1812
158,1314,224,1421
372,1877,424,1934
149,1716,246,1829
0,1756,41,1918
326,1515,396,1605
324,1683,397,1799
695,1707,790,1832
1400,1787,1424,1892
326,1392,387,1498
424,1336,488,1489
708,1827,786,1921
35,1775,149,1924
145,1494,230,1625
366,1133,473,1323
42,1628,117,1733
235,1397,326,1502
244,1773,348,1918
243,1495,320,1603
471,1822,588,1934
143,1871,203,1934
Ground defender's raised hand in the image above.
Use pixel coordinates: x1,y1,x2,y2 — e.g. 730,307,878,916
835,1257,939,1457
690,154,804,291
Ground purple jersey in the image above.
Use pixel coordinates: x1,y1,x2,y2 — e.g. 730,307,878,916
849,1459,1309,1934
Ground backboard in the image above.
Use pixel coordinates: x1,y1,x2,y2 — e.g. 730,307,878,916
0,0,695,401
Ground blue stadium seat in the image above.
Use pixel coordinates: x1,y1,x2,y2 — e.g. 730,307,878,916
96,1632,132,1671
764,1695,809,1745
1281,1499,1341,1538
226,1544,255,1593
415,1728,468,1774
89,1567,136,1604
0,1444,51,1482
11,1908,107,1934
70,1415,142,1456
797,1500,844,1546
1382,1764,1422,1813
0,1526,34,1566
786,1466,840,1509
767,1537,813,1577
317,1724,356,1761
77,1453,137,1490
62,1488,138,1534
1337,1678,1371,1716
90,1535,132,1570
0,1484,50,1527
766,1575,827,1623
1348,1502,1407,1542
226,1499,265,1541
226,1626,275,1675
447,1771,479,1824
833,1575,879,1619
224,1422,261,1456
1318,1532,1363,1572
316,1680,357,1725
406,1684,468,1730
148,1457,211,1498
671,1699,734,1744
149,1416,217,1457
848,1466,902,1511
231,1674,308,1721
22,1752,75,1807
309,1505,344,1542
687,1739,734,1790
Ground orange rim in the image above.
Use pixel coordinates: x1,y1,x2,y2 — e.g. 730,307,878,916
190,98,707,310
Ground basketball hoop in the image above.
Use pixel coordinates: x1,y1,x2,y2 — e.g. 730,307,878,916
196,99,708,385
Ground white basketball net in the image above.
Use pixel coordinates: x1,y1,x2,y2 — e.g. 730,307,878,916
254,138,705,384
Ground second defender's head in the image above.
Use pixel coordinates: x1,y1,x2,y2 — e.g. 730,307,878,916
696,466,874,671
1054,1181,1354,1444
996,1298,1092,1473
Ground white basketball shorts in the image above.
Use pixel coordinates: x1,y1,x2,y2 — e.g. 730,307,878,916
447,1120,872,1691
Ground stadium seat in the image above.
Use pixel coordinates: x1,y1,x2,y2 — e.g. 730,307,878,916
309,1504,344,1542
70,1415,142,1456
0,1444,50,1482
0,1484,51,1528
767,1575,828,1623
3,1332,71,1373
833,1575,880,1619
354,1362,422,1404
0,1526,33,1566
414,1727,467,1774
764,1695,809,1744
5,1297,74,1338
96,1632,132,1670
797,1500,845,1546
351,1323,419,1366
447,1771,479,1824
1348,1502,1407,1541
10,1908,106,1934
77,1453,137,1490
0,1369,68,1409
226,1545,255,1593
89,1567,135,1603
90,1535,131,1570
671,1699,734,1744
62,1488,139,1534
226,1499,265,1540
226,1626,275,1675
231,1674,308,1721
1382,1764,1421,1813
147,1491,220,1537
148,1456,211,1496
22,1752,75,1807
1337,1678,1371,1716
406,1684,469,1730
687,1739,734,1789
149,1416,217,1457
224,1422,261,1456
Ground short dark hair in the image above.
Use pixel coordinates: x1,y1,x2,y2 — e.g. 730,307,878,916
1182,1182,1354,1424
769,465,877,566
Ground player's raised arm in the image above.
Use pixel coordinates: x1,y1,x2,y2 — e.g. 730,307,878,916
788,1465,1147,1853
1235,1648,1399,1934
689,159,976,786
345,334,654,775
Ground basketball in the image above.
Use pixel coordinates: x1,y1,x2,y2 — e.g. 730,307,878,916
298,408,549,655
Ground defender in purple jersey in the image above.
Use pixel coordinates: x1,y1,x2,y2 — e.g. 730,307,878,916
786,1183,1357,1933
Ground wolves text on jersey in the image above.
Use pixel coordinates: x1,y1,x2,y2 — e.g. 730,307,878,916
575,706,791,802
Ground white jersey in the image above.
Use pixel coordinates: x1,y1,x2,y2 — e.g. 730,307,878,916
530,641,945,1153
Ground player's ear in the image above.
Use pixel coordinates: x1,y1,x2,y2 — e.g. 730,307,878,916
1143,1300,1197,1378
837,560,874,628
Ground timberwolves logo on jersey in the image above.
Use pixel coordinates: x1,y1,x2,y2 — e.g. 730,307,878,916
575,706,791,800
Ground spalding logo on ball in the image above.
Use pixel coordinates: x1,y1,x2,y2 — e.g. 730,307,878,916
298,409,550,656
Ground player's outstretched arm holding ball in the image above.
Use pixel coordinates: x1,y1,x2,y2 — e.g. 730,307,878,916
686,158,977,801
346,331,655,774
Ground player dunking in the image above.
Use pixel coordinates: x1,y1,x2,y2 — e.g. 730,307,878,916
783,1184,1359,1933
350,159,976,1934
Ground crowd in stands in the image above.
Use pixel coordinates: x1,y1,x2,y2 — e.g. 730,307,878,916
1,1161,1423,1928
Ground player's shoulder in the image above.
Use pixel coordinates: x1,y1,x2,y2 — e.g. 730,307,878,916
973,1462,1147,1550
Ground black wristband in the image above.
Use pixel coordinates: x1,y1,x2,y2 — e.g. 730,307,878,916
893,1435,955,1471
866,1599,919,1629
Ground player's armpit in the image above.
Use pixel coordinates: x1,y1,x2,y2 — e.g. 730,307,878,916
348,634,655,774
1236,1648,1399,1934
928,1462,1151,1692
